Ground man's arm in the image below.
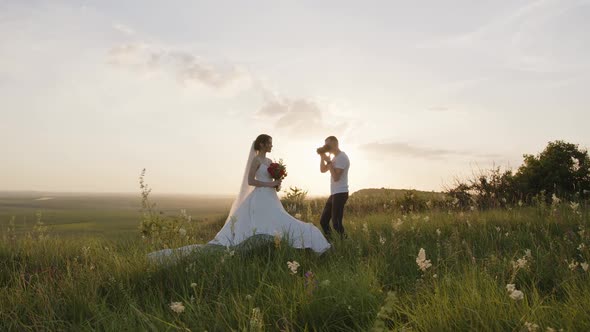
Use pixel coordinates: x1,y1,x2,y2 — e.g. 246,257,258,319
320,155,331,173
330,167,344,182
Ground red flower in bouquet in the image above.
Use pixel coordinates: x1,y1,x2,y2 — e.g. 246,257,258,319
268,159,287,191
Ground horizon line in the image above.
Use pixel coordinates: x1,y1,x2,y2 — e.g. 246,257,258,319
0,187,443,197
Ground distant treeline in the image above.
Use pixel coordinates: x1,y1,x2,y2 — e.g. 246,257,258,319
281,140,590,215
445,140,589,209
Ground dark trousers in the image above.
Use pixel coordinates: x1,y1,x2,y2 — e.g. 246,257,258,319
320,192,349,239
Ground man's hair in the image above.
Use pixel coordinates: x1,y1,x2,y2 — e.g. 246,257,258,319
325,136,338,143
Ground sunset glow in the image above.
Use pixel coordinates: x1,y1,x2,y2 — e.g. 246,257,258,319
1,1,589,196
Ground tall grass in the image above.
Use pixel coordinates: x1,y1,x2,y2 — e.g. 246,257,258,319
1,195,589,331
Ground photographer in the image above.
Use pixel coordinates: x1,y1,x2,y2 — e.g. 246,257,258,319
318,136,350,240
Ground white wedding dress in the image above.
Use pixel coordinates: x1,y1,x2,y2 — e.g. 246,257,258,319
147,142,331,264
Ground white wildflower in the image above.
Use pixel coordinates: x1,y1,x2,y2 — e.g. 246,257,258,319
512,257,528,270
178,228,187,237
506,284,516,293
416,248,432,272
509,289,524,301
581,262,589,272
170,302,185,313
578,243,586,251
551,194,561,205
287,261,300,274
506,284,524,301
436,228,441,236
525,322,539,332
294,213,302,219
379,235,386,245
568,260,579,271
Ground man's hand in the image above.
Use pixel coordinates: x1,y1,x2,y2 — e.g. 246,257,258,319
320,154,332,173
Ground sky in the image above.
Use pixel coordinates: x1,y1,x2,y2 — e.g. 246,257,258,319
1,0,589,196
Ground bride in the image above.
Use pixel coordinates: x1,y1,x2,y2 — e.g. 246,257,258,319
148,134,331,263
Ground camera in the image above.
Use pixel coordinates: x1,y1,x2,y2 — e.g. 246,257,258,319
316,144,330,154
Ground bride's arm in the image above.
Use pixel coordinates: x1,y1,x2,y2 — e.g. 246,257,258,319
248,158,278,188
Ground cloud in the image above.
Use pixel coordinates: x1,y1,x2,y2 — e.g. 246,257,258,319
106,42,359,136
418,0,590,74
257,94,349,138
106,42,357,137
360,141,504,161
427,106,450,112
107,42,250,90
112,23,135,36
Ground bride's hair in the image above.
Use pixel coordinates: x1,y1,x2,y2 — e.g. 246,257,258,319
254,134,272,151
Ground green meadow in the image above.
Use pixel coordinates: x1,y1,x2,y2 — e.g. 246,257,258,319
1,191,589,331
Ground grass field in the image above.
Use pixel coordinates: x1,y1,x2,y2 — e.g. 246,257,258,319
0,192,233,239
1,191,589,331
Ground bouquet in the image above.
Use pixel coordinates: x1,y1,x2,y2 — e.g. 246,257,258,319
268,159,287,192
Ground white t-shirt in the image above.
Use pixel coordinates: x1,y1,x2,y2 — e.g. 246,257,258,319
330,151,350,195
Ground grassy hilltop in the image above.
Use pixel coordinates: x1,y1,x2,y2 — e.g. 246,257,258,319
0,190,589,331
